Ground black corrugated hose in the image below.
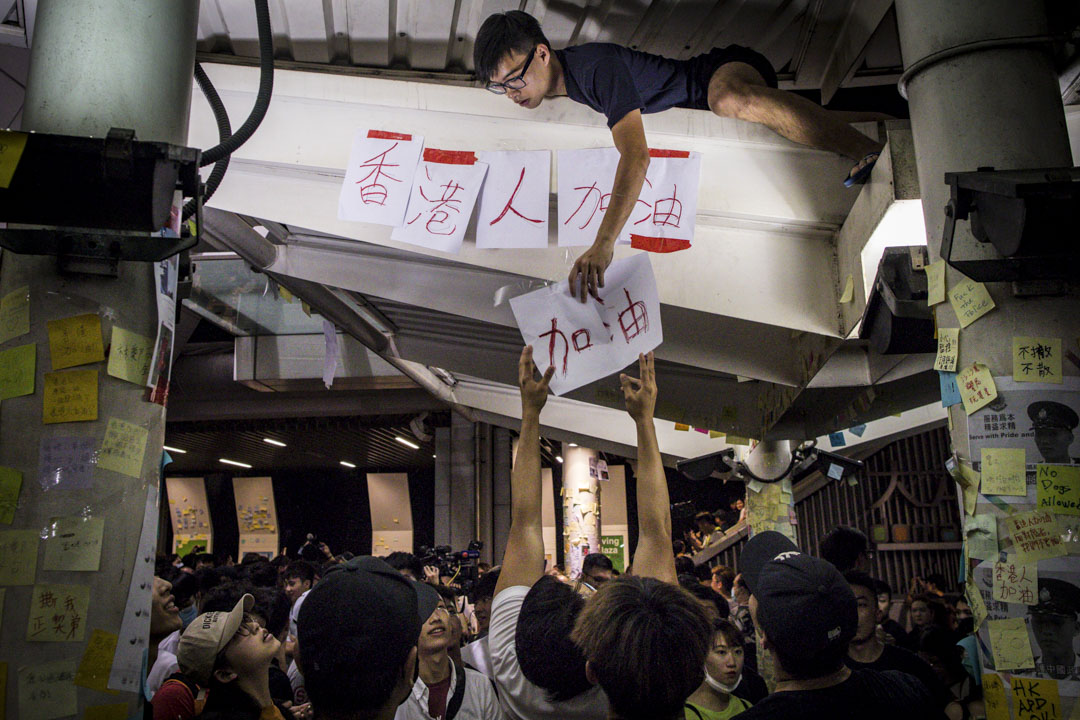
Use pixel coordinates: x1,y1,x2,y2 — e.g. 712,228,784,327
183,0,273,220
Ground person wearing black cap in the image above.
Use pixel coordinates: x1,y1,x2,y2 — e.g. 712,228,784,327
1028,576,1080,680
735,531,945,719
297,556,439,720
1028,400,1080,464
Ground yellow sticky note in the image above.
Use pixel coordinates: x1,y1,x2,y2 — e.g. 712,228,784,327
27,583,90,642
988,617,1035,671
674,423,690,431
933,327,959,372
1013,336,1062,384
0,342,36,400
18,659,77,720
278,287,294,303
839,274,854,304
43,516,105,572
98,418,148,478
957,362,997,415
949,279,996,328
0,285,30,344
992,557,1038,605
1037,464,1080,516
727,435,749,446
1005,509,1067,561
925,259,946,306
46,313,104,370
982,674,1010,720
85,705,129,720
965,577,987,631
106,326,154,385
1012,676,1061,720
74,629,119,692
0,129,29,188
0,466,22,524
0,529,39,585
43,369,98,424
709,430,724,439
959,462,980,516
981,448,1027,496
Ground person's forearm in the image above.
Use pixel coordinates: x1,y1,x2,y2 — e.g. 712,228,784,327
511,410,543,525
635,417,670,538
593,151,649,249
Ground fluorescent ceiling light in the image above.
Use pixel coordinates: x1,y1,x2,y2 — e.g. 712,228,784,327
162,445,187,454
340,460,356,468
568,443,578,447
395,436,420,450
556,455,564,463
219,458,252,469
263,438,286,447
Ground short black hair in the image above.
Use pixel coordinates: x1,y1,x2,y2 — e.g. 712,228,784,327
170,572,199,608
384,551,423,579
925,573,948,592
583,553,613,574
819,526,868,572
674,556,695,577
252,586,291,638
516,576,592,702
473,11,552,84
241,559,280,588
843,570,877,596
873,579,892,597
678,577,729,620
694,511,716,526
284,560,317,585
200,580,256,614
196,552,215,565
470,568,501,603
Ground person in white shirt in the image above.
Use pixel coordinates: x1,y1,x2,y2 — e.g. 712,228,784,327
396,587,503,720
284,560,316,703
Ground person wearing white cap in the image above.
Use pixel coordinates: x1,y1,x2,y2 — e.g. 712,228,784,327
174,593,289,720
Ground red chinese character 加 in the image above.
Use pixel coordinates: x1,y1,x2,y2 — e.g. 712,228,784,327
539,318,570,375
572,329,593,352
564,182,610,229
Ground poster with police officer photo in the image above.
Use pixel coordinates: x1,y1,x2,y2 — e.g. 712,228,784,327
968,377,1080,466
973,556,1080,686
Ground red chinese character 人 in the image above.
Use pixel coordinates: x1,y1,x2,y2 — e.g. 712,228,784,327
490,167,542,226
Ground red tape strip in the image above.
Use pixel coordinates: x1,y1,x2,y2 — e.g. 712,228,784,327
368,130,412,140
423,149,477,165
631,235,692,253
649,149,690,158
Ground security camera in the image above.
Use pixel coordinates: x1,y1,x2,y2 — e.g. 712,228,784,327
791,447,864,483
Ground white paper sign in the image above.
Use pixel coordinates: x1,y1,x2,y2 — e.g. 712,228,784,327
557,148,635,247
391,151,489,254
339,130,424,226
475,150,551,249
627,151,702,252
509,253,663,395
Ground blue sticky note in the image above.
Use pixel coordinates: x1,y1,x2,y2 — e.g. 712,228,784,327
939,371,961,407
849,424,867,437
828,431,846,448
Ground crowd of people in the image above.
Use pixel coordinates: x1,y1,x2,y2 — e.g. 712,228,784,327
148,349,982,720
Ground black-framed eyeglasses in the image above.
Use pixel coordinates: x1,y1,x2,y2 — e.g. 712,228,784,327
486,48,535,94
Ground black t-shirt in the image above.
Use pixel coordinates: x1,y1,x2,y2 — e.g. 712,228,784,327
555,43,690,127
844,644,953,710
733,669,947,720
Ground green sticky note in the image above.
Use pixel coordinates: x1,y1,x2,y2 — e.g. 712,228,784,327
97,418,148,478
18,659,77,720
957,362,997,415
0,342,36,400
0,285,30,344
0,466,22,524
1012,336,1062,384
981,448,1027,496
982,674,1009,720
106,326,154,386
74,629,119,692
992,556,1038,605
965,513,998,561
1036,464,1080,516
27,583,90,642
926,259,946,306
0,529,39,585
1005,509,1067,561
43,516,105,572
988,617,1035,671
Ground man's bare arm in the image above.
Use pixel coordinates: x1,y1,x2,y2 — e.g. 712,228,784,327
494,346,556,597
621,352,677,583
568,109,650,302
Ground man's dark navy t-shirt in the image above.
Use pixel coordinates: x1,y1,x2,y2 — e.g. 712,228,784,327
844,644,954,710
734,668,947,720
554,44,691,128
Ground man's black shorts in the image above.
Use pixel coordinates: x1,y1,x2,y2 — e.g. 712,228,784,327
681,45,779,111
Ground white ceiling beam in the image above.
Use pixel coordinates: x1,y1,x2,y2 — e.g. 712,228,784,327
817,0,892,104
790,0,854,90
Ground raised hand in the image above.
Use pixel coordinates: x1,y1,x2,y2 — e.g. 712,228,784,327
519,345,555,415
619,352,657,422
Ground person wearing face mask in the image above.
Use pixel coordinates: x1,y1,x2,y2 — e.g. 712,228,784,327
395,582,503,720
684,619,752,720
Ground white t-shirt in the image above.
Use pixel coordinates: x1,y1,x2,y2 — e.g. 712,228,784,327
488,586,608,720
146,630,181,697
461,636,492,679
394,664,503,720
289,588,310,640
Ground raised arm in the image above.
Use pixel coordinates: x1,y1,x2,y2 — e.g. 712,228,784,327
622,352,676,583
568,109,650,302
495,346,556,597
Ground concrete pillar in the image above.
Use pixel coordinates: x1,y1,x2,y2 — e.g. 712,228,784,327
434,426,451,547
895,0,1077,693
491,427,512,566
476,423,494,564
449,412,477,551
742,440,797,541
0,0,198,716
561,445,601,578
